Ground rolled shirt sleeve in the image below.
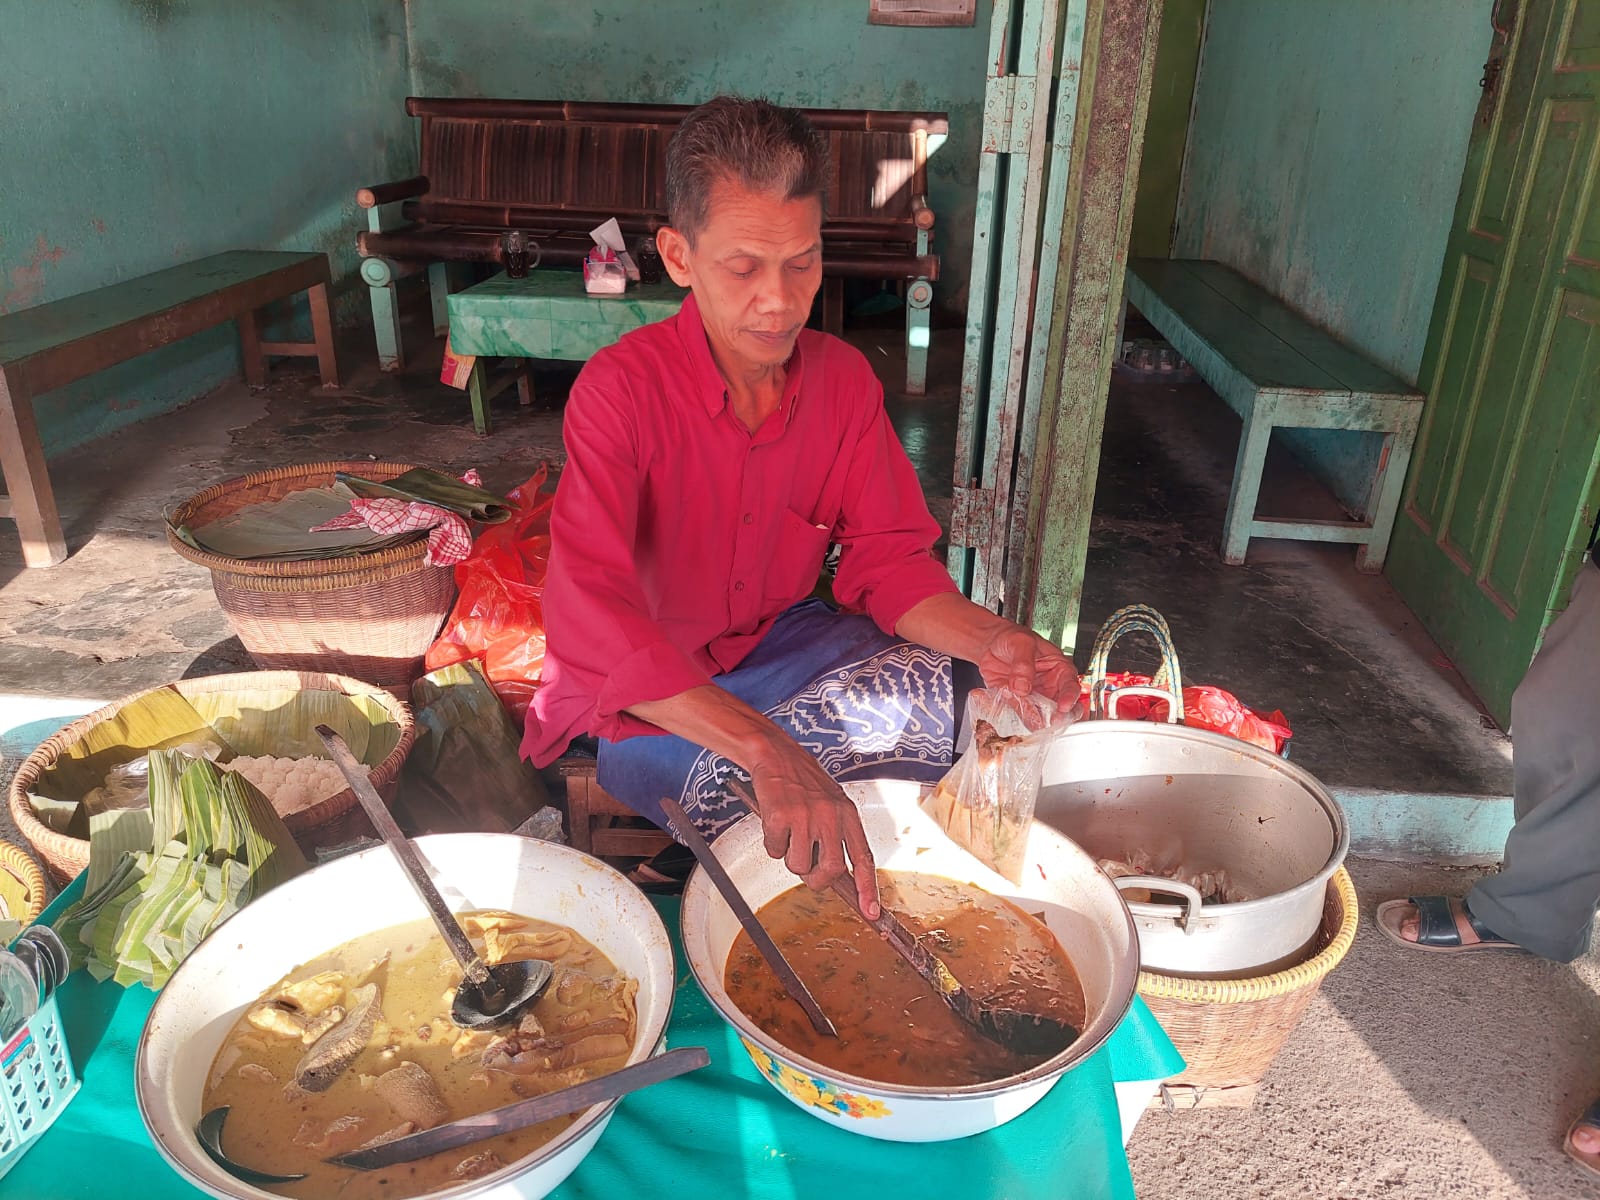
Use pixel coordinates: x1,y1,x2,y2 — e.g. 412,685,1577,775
525,366,710,760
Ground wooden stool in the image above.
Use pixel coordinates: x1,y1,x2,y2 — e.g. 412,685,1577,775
557,758,674,859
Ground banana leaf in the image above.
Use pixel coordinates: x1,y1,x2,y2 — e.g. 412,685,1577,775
190,687,397,765
396,661,547,835
172,486,421,561
59,751,307,989
30,687,234,818
339,468,512,523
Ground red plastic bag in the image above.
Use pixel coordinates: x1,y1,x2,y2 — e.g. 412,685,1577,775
424,467,554,718
1083,674,1292,754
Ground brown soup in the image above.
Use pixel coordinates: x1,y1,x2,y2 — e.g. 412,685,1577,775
723,871,1085,1087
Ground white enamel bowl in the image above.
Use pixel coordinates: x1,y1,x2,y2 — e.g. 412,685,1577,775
681,779,1140,1142
136,833,675,1200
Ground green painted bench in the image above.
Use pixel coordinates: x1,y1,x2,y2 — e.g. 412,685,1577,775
0,250,340,567
1125,258,1423,572
446,270,688,435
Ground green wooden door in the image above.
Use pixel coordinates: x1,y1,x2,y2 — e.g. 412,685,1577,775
1387,0,1600,727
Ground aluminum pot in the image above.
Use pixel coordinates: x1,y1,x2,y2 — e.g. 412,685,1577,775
1033,721,1348,978
682,779,1140,1142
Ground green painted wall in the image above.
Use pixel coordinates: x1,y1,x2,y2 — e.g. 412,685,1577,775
0,0,412,459
403,0,991,308
1129,0,1205,260
1173,0,1491,511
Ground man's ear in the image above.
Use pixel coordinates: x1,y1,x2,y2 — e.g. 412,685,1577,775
656,225,694,288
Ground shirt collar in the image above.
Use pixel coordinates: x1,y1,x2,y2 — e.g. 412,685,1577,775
676,290,806,422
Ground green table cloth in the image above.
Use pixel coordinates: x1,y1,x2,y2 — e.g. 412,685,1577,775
447,271,688,362
8,886,1179,1199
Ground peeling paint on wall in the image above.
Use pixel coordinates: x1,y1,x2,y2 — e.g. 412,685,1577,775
0,0,414,458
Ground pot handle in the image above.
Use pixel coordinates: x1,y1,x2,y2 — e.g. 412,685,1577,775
1103,686,1182,725
1085,604,1185,722
1113,875,1204,934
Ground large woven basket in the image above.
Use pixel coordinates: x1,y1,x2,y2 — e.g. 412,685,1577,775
0,842,46,924
1137,867,1359,1089
166,461,456,690
7,671,415,887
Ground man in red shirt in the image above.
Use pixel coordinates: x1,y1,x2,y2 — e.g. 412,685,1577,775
523,97,1079,914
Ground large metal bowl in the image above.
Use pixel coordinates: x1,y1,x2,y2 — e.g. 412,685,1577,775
681,779,1140,1142
136,833,675,1200
1035,722,1349,977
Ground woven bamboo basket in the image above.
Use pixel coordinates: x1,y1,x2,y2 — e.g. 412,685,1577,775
166,461,456,690
7,671,414,887
1137,867,1359,1089
0,842,47,924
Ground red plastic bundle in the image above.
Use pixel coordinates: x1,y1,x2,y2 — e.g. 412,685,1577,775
1085,673,1292,754
424,467,554,718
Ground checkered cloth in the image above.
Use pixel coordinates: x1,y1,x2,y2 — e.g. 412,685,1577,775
311,470,482,566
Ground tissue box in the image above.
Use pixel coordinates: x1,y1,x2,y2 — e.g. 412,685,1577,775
584,249,628,295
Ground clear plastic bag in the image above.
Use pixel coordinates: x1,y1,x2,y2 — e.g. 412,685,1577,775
924,687,1069,883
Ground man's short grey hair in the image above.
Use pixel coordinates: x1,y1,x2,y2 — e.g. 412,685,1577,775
665,96,829,241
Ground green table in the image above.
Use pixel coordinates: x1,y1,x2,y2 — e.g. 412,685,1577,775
8,888,1179,1200
446,271,688,435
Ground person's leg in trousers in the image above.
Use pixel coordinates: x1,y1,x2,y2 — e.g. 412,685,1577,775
1467,565,1600,962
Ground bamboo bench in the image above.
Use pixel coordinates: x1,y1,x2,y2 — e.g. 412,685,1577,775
1125,258,1423,572
0,250,340,567
356,97,945,394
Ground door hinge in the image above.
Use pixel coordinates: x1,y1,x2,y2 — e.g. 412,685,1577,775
982,74,1036,156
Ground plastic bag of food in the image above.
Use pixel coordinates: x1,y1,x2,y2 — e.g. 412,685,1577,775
923,687,1069,884
424,467,554,719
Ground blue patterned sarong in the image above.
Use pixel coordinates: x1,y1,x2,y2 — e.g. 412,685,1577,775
596,599,954,839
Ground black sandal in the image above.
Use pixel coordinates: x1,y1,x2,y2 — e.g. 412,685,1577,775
1566,1098,1600,1180
1375,895,1522,954
626,842,695,895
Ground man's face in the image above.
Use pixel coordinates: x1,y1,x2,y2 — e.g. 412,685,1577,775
658,178,823,376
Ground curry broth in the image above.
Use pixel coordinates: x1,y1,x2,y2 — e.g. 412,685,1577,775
201,912,638,1199
724,872,1085,1087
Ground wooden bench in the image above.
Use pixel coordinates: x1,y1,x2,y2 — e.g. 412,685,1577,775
1125,258,1423,572
0,250,340,567
355,97,945,394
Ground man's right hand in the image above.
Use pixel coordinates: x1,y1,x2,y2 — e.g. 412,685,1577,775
746,736,881,918
626,685,882,917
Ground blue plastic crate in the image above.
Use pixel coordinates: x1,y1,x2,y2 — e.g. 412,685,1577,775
0,994,78,1179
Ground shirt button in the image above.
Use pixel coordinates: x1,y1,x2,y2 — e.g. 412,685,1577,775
742,513,754,525
734,581,746,592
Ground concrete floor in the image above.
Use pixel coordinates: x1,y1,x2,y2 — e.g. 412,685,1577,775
0,312,1592,1198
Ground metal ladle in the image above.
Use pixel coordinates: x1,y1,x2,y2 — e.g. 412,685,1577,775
314,725,553,1030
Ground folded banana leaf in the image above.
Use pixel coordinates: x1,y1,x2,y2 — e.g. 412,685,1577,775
58,750,308,988
338,468,512,523
396,661,547,835
170,485,422,562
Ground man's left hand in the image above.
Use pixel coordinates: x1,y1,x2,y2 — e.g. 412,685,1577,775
976,623,1083,709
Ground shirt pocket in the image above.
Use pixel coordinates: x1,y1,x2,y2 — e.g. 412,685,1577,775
764,508,832,609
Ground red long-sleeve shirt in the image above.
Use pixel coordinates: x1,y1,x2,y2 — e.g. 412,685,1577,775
521,292,958,766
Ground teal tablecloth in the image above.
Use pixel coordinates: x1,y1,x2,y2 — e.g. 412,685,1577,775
8,887,1179,1200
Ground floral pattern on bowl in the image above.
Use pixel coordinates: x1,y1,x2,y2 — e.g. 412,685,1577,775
740,1038,891,1119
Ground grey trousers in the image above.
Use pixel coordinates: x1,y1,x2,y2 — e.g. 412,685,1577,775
1466,563,1600,962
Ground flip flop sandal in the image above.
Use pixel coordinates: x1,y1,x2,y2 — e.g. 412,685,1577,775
1567,1098,1600,1181
1375,895,1523,954
627,843,695,895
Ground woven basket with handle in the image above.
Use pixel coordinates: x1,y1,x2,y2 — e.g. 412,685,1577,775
0,842,46,924
1137,867,1359,1088
166,461,456,690
7,671,414,887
